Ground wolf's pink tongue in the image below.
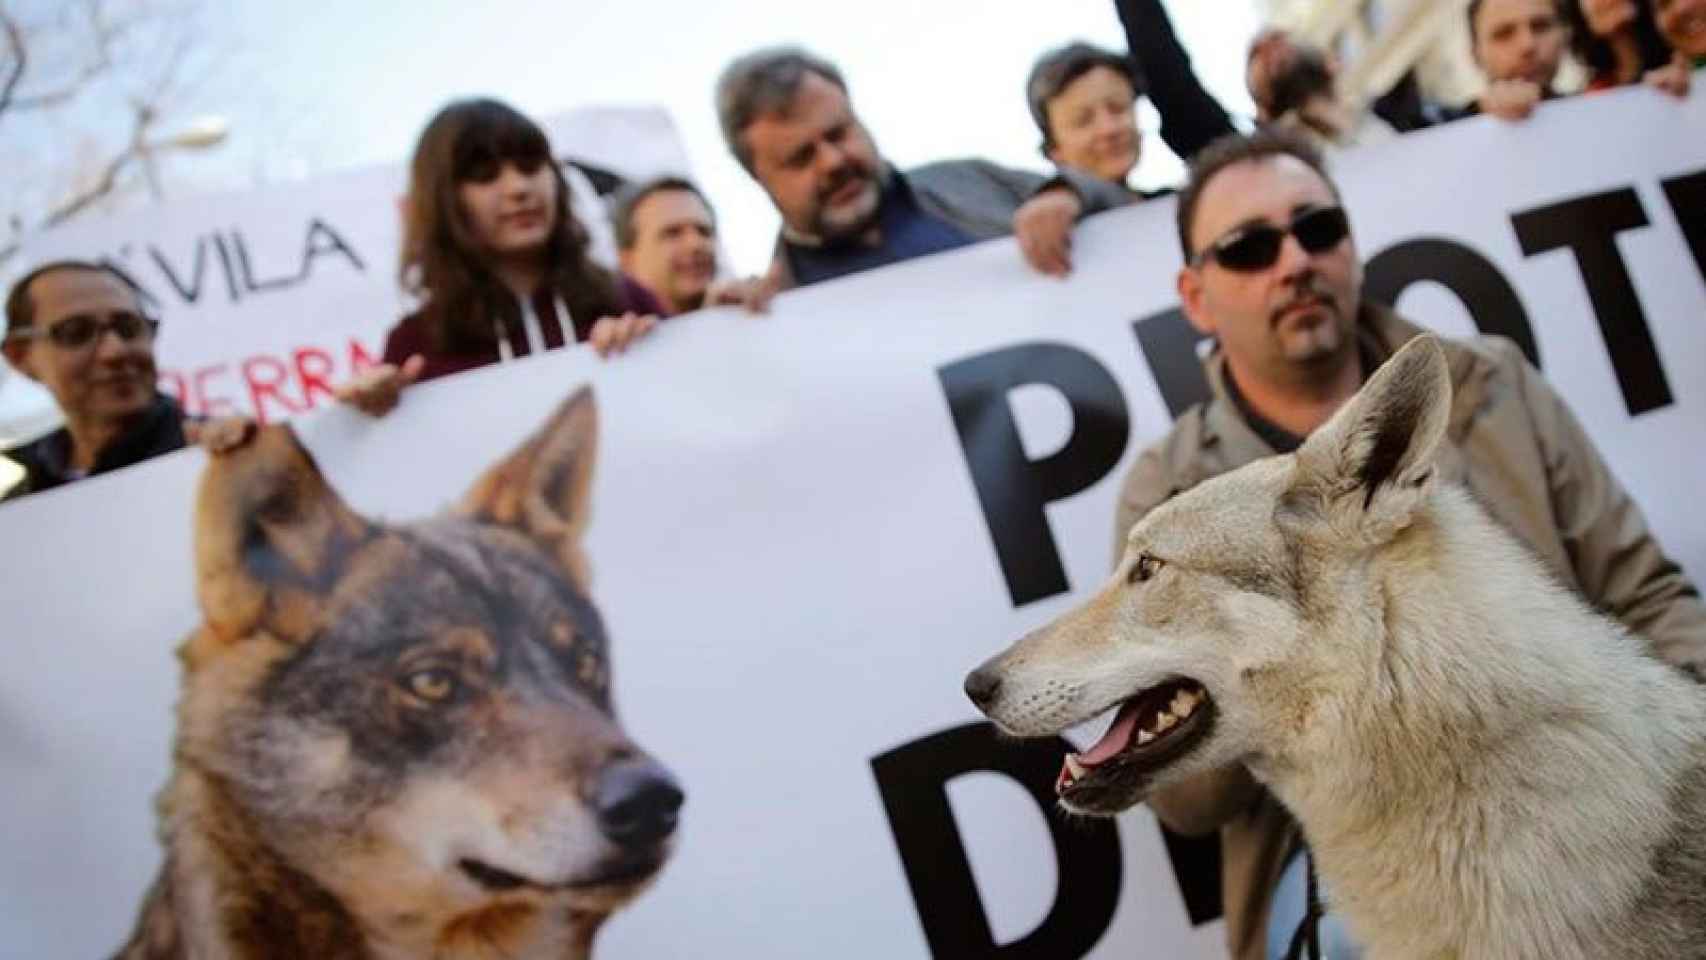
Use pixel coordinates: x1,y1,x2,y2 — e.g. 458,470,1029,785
1081,700,1143,766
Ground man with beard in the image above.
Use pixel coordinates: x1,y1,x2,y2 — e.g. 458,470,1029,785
613,176,772,316
2,261,194,501
1461,0,1571,119
1114,129,1706,960
715,46,1135,288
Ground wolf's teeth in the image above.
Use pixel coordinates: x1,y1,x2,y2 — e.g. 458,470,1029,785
1136,729,1156,745
1065,754,1087,781
1172,690,1199,717
1156,711,1178,731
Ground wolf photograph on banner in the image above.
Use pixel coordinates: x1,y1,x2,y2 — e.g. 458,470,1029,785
109,388,683,959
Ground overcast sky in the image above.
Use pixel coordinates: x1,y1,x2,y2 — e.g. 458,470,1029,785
142,0,1263,275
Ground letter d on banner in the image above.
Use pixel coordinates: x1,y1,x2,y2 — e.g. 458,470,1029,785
939,344,1129,607
872,723,1121,958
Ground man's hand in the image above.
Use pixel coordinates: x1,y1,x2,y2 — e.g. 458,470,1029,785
1478,79,1543,121
1645,57,1692,99
187,417,258,455
1014,186,1083,278
333,354,424,418
1246,28,1303,120
704,273,779,314
588,312,659,358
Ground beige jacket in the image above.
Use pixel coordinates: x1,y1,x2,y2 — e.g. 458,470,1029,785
1112,303,1706,960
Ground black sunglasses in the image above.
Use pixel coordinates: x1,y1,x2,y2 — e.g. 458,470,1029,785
11,311,160,350
1192,206,1351,272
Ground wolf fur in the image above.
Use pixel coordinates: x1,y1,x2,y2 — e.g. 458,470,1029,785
966,336,1706,959
114,388,683,960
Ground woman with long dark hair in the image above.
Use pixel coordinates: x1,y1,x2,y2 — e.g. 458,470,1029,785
1563,0,1692,92
339,98,661,414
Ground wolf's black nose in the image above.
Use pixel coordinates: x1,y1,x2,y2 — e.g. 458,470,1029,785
964,667,1001,710
594,760,684,848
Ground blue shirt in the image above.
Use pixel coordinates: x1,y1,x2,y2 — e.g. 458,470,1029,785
784,175,975,287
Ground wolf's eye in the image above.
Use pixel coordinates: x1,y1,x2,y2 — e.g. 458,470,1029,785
402,668,458,704
1128,553,1163,585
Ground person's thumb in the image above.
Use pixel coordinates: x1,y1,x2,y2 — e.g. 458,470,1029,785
399,354,426,386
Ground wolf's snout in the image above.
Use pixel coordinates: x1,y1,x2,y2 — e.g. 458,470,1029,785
593,760,684,848
964,665,1002,712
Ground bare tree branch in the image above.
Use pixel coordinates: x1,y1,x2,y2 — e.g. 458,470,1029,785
40,102,151,228
3,0,127,114
0,215,22,265
0,6,25,121
1,0,212,263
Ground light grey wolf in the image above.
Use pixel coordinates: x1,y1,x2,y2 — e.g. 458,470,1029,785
115,387,682,959
965,336,1706,959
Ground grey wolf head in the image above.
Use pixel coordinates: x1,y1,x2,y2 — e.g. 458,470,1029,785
966,336,1453,816
170,387,681,954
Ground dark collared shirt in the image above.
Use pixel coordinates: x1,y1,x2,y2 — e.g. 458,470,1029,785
1220,340,1381,455
1,393,191,503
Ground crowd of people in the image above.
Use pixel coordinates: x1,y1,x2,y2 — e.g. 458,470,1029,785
4,0,1702,492
2,2,1704,957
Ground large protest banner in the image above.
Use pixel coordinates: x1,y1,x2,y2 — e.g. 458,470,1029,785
0,107,692,435
1,87,1703,958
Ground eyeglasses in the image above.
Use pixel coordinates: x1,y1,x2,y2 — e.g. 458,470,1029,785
8,311,159,350
1191,206,1351,272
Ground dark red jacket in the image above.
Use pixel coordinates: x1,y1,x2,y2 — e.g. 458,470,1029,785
380,274,662,383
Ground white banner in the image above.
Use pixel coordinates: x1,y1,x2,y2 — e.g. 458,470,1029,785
1,107,693,435
1,87,1704,958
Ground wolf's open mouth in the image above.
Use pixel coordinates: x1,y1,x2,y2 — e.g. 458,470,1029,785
458,854,663,894
1056,679,1213,798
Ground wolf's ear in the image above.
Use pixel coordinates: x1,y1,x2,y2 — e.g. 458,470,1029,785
1288,335,1452,540
459,386,598,585
194,424,373,644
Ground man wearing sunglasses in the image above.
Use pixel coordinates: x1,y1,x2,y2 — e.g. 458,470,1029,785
2,261,192,502
1114,131,1706,960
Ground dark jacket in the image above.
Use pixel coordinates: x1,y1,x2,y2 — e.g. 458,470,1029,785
770,159,1137,290
1114,304,1706,960
1114,0,1239,160
1,393,192,503
381,274,663,384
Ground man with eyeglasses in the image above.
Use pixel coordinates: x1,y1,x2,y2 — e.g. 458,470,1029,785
1113,131,1706,960
2,260,192,502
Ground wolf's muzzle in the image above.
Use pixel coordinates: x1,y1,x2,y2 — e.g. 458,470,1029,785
963,665,1001,712
593,759,684,848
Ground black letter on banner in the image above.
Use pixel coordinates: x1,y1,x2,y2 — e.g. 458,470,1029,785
871,723,1120,958
1511,190,1672,416
938,345,1128,607
301,218,367,277
1133,308,1212,419
148,240,209,306
1661,168,1706,285
1364,239,1539,366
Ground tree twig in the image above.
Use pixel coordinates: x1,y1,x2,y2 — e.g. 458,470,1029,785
40,102,150,228
4,0,124,114
0,6,25,122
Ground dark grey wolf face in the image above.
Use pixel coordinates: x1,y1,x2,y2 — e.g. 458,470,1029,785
181,388,680,946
